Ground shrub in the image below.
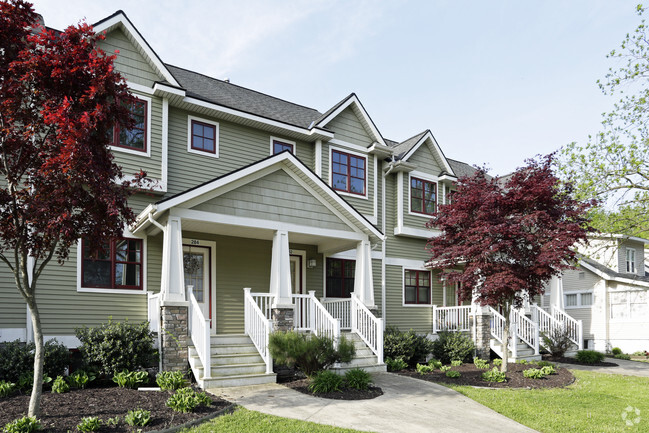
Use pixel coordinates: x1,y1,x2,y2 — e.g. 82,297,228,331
541,326,573,358
0,381,16,398
445,370,461,378
473,357,490,370
416,363,434,375
428,359,442,369
308,370,343,393
17,373,51,391
540,365,556,375
3,416,41,433
67,370,95,389
450,360,463,367
482,367,506,383
125,409,151,427
344,369,371,390
384,327,433,367
523,368,546,379
614,353,631,360
431,331,474,364
166,387,211,413
76,319,156,376
575,350,605,364
156,371,186,390
51,376,69,394
492,358,503,367
632,350,647,356
268,331,355,377
611,347,622,355
76,417,101,432
113,370,148,389
0,339,68,383
439,365,451,372
385,357,407,372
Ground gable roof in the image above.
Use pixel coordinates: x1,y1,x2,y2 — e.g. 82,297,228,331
579,255,649,287
387,130,455,176
314,93,387,146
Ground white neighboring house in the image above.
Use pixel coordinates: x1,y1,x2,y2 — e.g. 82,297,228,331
542,235,649,353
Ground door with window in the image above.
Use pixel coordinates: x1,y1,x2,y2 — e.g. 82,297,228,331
291,254,306,328
183,245,211,328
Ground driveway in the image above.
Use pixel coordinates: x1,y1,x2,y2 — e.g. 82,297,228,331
210,372,537,433
556,357,649,377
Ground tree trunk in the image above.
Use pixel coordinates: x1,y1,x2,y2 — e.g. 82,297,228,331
500,303,512,373
27,298,44,418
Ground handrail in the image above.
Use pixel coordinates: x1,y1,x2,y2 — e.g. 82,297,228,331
188,288,211,379
433,305,472,333
351,293,383,364
321,298,352,330
251,293,275,320
511,309,539,355
244,288,273,374
293,293,312,331
309,291,341,344
488,306,517,359
551,305,584,350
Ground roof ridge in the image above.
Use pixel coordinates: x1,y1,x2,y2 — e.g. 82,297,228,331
398,129,429,145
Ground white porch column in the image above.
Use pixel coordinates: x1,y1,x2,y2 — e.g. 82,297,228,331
354,239,375,307
549,275,564,309
161,216,185,302
270,230,292,307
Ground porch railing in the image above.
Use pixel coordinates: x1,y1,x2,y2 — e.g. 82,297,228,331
188,288,211,379
147,292,161,333
252,293,275,320
351,293,383,364
244,288,273,374
551,305,584,350
488,306,517,359
321,298,352,330
293,293,312,331
511,309,539,355
433,305,472,333
310,292,341,343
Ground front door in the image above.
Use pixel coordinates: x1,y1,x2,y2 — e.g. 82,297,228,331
183,245,211,328
290,255,302,295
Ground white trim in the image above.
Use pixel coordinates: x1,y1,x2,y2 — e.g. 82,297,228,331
153,82,186,98
289,249,307,295
407,172,439,218
127,82,155,95
315,139,322,177
402,267,433,308
373,155,378,222
563,290,594,309
270,136,296,155
109,93,152,158
328,145,369,200
329,138,370,153
187,115,220,158
182,238,217,333
393,225,441,239
401,131,455,176
626,247,636,274
0,328,27,343
43,335,81,348
161,97,169,191
397,171,404,228
77,287,148,295
315,94,386,146
329,249,382,260
385,257,427,268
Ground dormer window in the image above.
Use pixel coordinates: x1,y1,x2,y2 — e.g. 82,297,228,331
626,248,636,273
411,177,437,215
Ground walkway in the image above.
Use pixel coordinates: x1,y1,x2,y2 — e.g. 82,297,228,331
209,372,537,433
556,357,649,377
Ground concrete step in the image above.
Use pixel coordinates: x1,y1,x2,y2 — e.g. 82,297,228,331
210,334,251,345
196,362,268,377
211,343,259,356
203,372,277,389
211,353,264,366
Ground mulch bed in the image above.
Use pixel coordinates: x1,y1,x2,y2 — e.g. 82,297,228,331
542,354,618,367
397,362,575,389
0,386,231,433
281,377,383,400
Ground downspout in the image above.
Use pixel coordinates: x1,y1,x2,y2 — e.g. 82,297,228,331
381,157,396,329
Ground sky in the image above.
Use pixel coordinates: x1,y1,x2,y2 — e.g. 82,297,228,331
30,0,643,175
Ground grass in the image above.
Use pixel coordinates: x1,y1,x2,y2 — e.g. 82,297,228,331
179,407,365,433
448,370,649,433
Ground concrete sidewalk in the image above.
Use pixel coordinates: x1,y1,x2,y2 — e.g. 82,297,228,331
556,357,649,377
210,372,537,433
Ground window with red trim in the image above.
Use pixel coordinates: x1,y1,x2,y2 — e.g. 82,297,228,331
82,238,143,290
332,150,365,195
410,177,436,215
110,98,147,152
272,139,294,154
191,120,217,154
404,269,431,304
326,258,355,298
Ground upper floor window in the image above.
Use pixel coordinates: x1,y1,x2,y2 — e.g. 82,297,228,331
565,292,593,308
332,149,365,195
404,269,431,305
110,98,147,152
272,138,295,155
626,248,636,273
326,258,355,298
82,238,143,290
411,177,436,215
187,116,219,158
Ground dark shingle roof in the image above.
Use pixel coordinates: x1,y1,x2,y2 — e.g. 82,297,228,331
388,130,428,160
581,256,649,283
448,158,480,179
166,64,322,129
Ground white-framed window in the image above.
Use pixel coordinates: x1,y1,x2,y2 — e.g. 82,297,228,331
564,291,594,308
187,115,219,158
626,248,636,274
270,137,295,155
610,290,648,321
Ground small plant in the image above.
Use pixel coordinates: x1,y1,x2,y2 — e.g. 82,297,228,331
540,365,556,375
431,331,475,364
450,360,463,367
105,417,120,427
492,358,503,367
17,373,51,391
67,370,95,389
611,347,622,355
575,350,605,364
428,359,442,369
523,368,546,379
541,326,573,358
51,376,69,394
385,357,408,372
445,370,461,378
156,371,186,390
166,387,211,413
614,353,631,360
0,381,16,398
482,367,506,383
439,365,451,372
344,369,371,390
113,370,148,389
308,370,344,394
3,416,41,433
125,409,151,427
473,358,490,370
76,417,101,432
632,350,647,357
536,360,555,368
516,359,529,365
416,363,435,375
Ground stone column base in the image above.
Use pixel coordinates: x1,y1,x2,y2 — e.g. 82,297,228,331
272,307,294,332
161,305,189,371
474,313,491,360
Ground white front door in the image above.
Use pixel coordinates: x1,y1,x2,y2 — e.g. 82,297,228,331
183,245,211,326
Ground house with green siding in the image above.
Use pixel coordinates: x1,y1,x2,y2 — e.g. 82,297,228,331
0,10,583,387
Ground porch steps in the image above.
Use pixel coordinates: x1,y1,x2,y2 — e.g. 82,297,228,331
188,334,276,389
490,338,541,363
329,331,387,374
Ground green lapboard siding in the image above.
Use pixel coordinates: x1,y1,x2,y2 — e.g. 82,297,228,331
294,141,314,170
384,265,431,333
327,107,372,147
0,262,26,328
191,169,353,233
408,142,443,174
372,259,382,318
402,144,443,230
98,29,161,87
147,234,163,293
128,192,160,215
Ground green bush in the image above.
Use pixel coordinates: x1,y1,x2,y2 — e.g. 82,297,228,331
473,357,490,370
522,368,546,379
51,376,69,394
268,331,355,377
112,370,148,389
445,370,461,378
482,367,506,383
614,353,631,360
3,416,41,433
385,357,408,372
428,359,442,369
450,360,463,367
156,371,186,390
611,347,622,355
575,350,605,364
439,365,451,372
125,409,151,427
0,381,16,398
384,327,433,367
492,358,503,367
166,387,211,413
431,331,474,364
536,360,555,368
516,359,529,365
344,369,371,390
416,363,434,375
76,417,101,432
0,339,69,383
66,370,95,389
308,370,344,393
17,373,51,391
541,326,573,358
540,365,556,375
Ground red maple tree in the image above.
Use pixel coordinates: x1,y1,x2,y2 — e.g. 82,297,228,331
426,155,593,371
0,0,145,416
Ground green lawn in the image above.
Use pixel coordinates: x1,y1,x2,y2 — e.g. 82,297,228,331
449,370,649,433
180,407,365,433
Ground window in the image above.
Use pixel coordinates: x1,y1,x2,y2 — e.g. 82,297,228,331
626,248,636,273
404,269,431,305
272,139,294,155
410,177,437,215
610,290,648,320
82,238,143,290
110,98,147,152
191,120,217,154
326,258,355,298
564,291,593,308
331,150,365,195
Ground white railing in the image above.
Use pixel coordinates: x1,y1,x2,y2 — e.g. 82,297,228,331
188,288,211,379
535,305,555,337
551,305,584,350
293,293,312,331
147,292,161,333
310,292,341,343
244,288,273,374
351,293,384,364
252,293,275,320
511,309,539,355
433,305,472,333
321,298,352,330
488,307,517,359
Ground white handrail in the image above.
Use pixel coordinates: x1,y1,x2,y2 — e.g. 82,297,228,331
188,288,211,379
351,293,384,364
244,288,273,374
433,305,472,333
321,298,352,329
551,305,584,350
309,292,341,344
511,309,539,355
488,306,517,359
293,293,312,331
251,293,275,320
147,292,161,333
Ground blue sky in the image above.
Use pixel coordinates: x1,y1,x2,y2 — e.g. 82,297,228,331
32,0,641,175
